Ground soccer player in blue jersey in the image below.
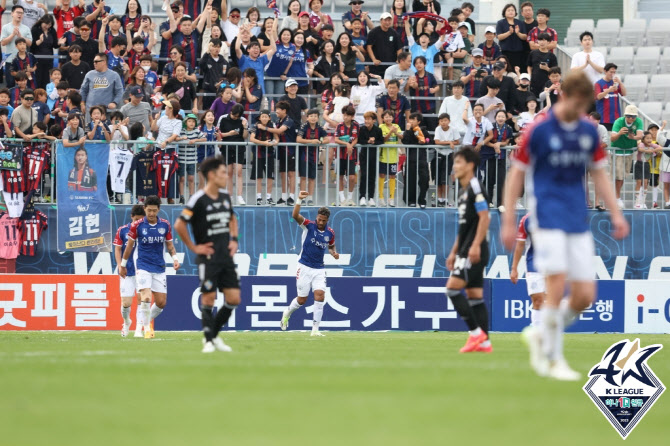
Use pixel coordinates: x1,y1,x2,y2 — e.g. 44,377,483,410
502,71,629,381
281,191,339,336
119,195,180,339
113,205,146,338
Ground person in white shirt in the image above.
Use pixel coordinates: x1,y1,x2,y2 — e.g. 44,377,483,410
15,0,46,29
570,31,605,85
438,80,472,137
462,103,493,149
514,95,539,132
220,0,241,44
433,112,461,206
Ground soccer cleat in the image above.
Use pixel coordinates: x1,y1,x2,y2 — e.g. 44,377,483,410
547,359,581,381
144,324,154,339
280,310,290,331
522,326,548,377
368,198,376,207
459,331,488,353
121,320,131,337
359,197,367,206
475,343,493,353
310,330,325,337
133,325,144,338
202,341,216,353
212,337,233,352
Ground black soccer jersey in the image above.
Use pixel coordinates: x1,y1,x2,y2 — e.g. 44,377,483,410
131,149,157,196
457,177,490,258
179,189,235,257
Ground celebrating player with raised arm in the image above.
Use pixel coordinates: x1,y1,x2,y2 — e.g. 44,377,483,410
281,191,339,336
174,158,240,354
119,195,180,339
446,147,493,354
502,70,629,381
113,204,146,338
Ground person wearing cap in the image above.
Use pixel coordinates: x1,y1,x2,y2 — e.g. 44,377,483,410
199,37,228,110
611,105,644,208
495,3,528,72
511,72,534,115
121,84,152,131
570,31,605,85
366,11,402,77
220,0,240,42
595,63,626,130
478,26,501,68
479,61,515,112
460,47,489,100
279,78,308,125
343,1,374,39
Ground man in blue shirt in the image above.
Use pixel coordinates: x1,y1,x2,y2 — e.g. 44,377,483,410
119,195,180,339
280,194,339,336
235,23,276,95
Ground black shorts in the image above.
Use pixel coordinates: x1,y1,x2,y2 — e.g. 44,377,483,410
339,158,356,176
278,153,296,173
197,254,240,292
634,161,652,180
431,153,453,186
650,172,660,187
379,162,397,176
250,157,275,180
299,157,317,179
451,254,487,289
221,146,246,165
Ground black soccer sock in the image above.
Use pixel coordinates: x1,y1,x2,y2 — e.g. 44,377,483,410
446,289,479,331
213,302,238,337
470,299,489,336
201,305,214,342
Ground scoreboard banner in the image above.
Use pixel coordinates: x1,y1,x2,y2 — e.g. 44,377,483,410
56,142,113,253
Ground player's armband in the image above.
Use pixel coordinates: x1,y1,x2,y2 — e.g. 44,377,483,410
474,193,488,213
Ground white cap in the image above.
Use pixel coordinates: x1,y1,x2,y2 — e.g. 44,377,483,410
458,21,469,29
485,26,496,34
380,12,392,20
624,105,638,116
519,73,531,81
285,78,298,88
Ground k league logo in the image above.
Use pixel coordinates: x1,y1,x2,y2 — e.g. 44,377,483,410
583,339,665,439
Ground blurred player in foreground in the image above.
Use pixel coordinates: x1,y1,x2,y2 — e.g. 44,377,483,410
281,191,339,336
175,158,240,353
446,147,493,353
119,196,180,339
114,205,146,337
502,70,629,381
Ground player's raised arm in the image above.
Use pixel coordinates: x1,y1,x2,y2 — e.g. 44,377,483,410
292,190,309,225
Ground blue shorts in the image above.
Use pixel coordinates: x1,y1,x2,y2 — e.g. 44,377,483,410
178,161,196,176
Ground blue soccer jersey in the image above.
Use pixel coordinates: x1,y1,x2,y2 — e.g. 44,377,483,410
298,219,335,269
516,214,535,273
514,111,606,233
127,217,173,273
113,223,137,277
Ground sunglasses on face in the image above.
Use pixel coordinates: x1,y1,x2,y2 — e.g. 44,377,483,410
80,28,90,32
230,14,240,18
93,60,103,64
24,97,34,100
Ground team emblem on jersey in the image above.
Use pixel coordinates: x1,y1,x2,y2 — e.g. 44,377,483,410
324,236,330,242
583,339,665,439
158,228,166,235
549,135,561,151
142,228,148,235
579,135,593,151
206,204,213,211
223,200,231,209
213,202,221,209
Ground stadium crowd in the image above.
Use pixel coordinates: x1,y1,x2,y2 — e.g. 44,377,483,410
0,0,667,209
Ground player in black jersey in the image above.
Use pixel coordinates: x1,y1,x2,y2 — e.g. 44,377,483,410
446,147,493,353
174,157,240,353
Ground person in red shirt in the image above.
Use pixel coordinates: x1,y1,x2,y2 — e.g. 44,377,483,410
53,0,85,38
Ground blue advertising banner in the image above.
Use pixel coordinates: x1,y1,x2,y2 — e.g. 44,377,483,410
489,279,625,333
55,142,112,252
0,142,22,170
158,276,482,332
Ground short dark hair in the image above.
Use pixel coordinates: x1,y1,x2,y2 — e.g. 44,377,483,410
49,67,62,76
230,103,244,116
520,2,534,10
111,36,127,48
131,204,146,217
14,71,28,81
108,14,121,23
549,67,562,75
462,2,475,11
79,20,91,29
439,113,451,120
317,207,330,219
448,16,459,24
276,100,290,112
15,37,26,45
0,108,8,117
247,41,260,50
68,44,82,53
487,78,502,89
11,5,24,12
34,122,47,132
452,80,465,89
21,89,34,98
0,88,8,97
56,81,69,90
580,31,594,42
502,3,517,17
604,63,618,71
538,32,552,42
131,36,145,46
73,16,86,27
179,16,192,24
144,195,161,208
109,111,124,121
210,38,222,47
96,52,108,62
413,56,427,66
307,108,320,116
450,8,463,16
67,90,82,108
589,111,601,120
537,8,550,18
199,157,225,179
397,51,411,62
473,103,485,111
409,112,423,123
382,110,394,118
343,105,356,116
89,105,105,116
454,146,480,173
387,79,400,88
139,54,153,63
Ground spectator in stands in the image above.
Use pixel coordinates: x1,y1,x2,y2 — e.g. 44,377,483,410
279,78,308,125
520,1,536,64
159,2,183,70
462,2,476,42
357,110,383,206
210,83,236,122
390,0,408,48
60,45,89,90
199,38,227,110
366,12,402,77
408,56,439,129
58,15,83,62
296,11,320,59
11,88,37,139
162,62,198,115
479,26,502,68
476,78,505,123
570,31,605,85
634,131,663,209
384,51,414,92
462,103,493,151
8,71,27,107
511,73,533,114
100,15,126,50
404,20,445,76
610,104,644,208
375,79,411,130
402,111,429,208
314,40,343,94
80,52,123,113
460,48,489,100
220,0,240,42
71,20,98,68
334,105,359,206
53,0,85,39
351,70,384,125
85,0,111,39
483,109,513,209
527,8,557,52
496,54,519,84
235,23,277,96
595,63,626,130
30,14,57,89
281,0,301,31
121,85,151,131
244,7,261,37
514,95,539,132
433,112,460,206
123,66,152,103
309,0,333,37
439,16,467,83
526,32,557,96
343,1,374,38
496,3,527,72
335,32,365,80
10,37,37,90
98,31,129,82
257,17,275,53
121,0,141,34
287,30,313,95
17,0,45,29
649,122,666,208
480,61,515,113
540,67,562,108
589,111,611,211
413,0,441,16
1,5,33,89
163,45,196,85
170,13,208,71
438,80,472,137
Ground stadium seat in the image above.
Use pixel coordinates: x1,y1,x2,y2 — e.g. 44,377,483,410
647,75,670,102
638,101,664,122
607,46,635,75
564,20,595,46
622,74,649,103
594,19,620,47
619,18,647,47
634,46,661,74
646,19,670,47
559,46,580,57
662,103,670,122
659,47,670,73
592,47,609,58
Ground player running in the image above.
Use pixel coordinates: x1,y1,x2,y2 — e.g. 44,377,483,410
280,191,339,336
510,213,545,328
119,195,180,339
174,158,240,353
502,70,629,381
446,147,493,353
113,205,146,337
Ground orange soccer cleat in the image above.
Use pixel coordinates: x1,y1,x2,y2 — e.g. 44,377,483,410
459,331,488,353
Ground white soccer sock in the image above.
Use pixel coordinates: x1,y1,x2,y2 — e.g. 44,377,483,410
559,299,578,328
468,327,482,337
530,308,541,327
141,301,151,327
150,303,163,321
135,305,144,327
286,297,302,316
289,193,295,199
338,191,345,201
541,307,564,362
121,306,131,324
257,193,262,199
312,300,325,330
282,193,288,200
653,186,659,203
266,193,272,199
347,191,353,200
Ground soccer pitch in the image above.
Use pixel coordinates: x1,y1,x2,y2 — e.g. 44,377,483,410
1,332,667,445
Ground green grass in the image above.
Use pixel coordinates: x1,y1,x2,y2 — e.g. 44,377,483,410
1,332,668,445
